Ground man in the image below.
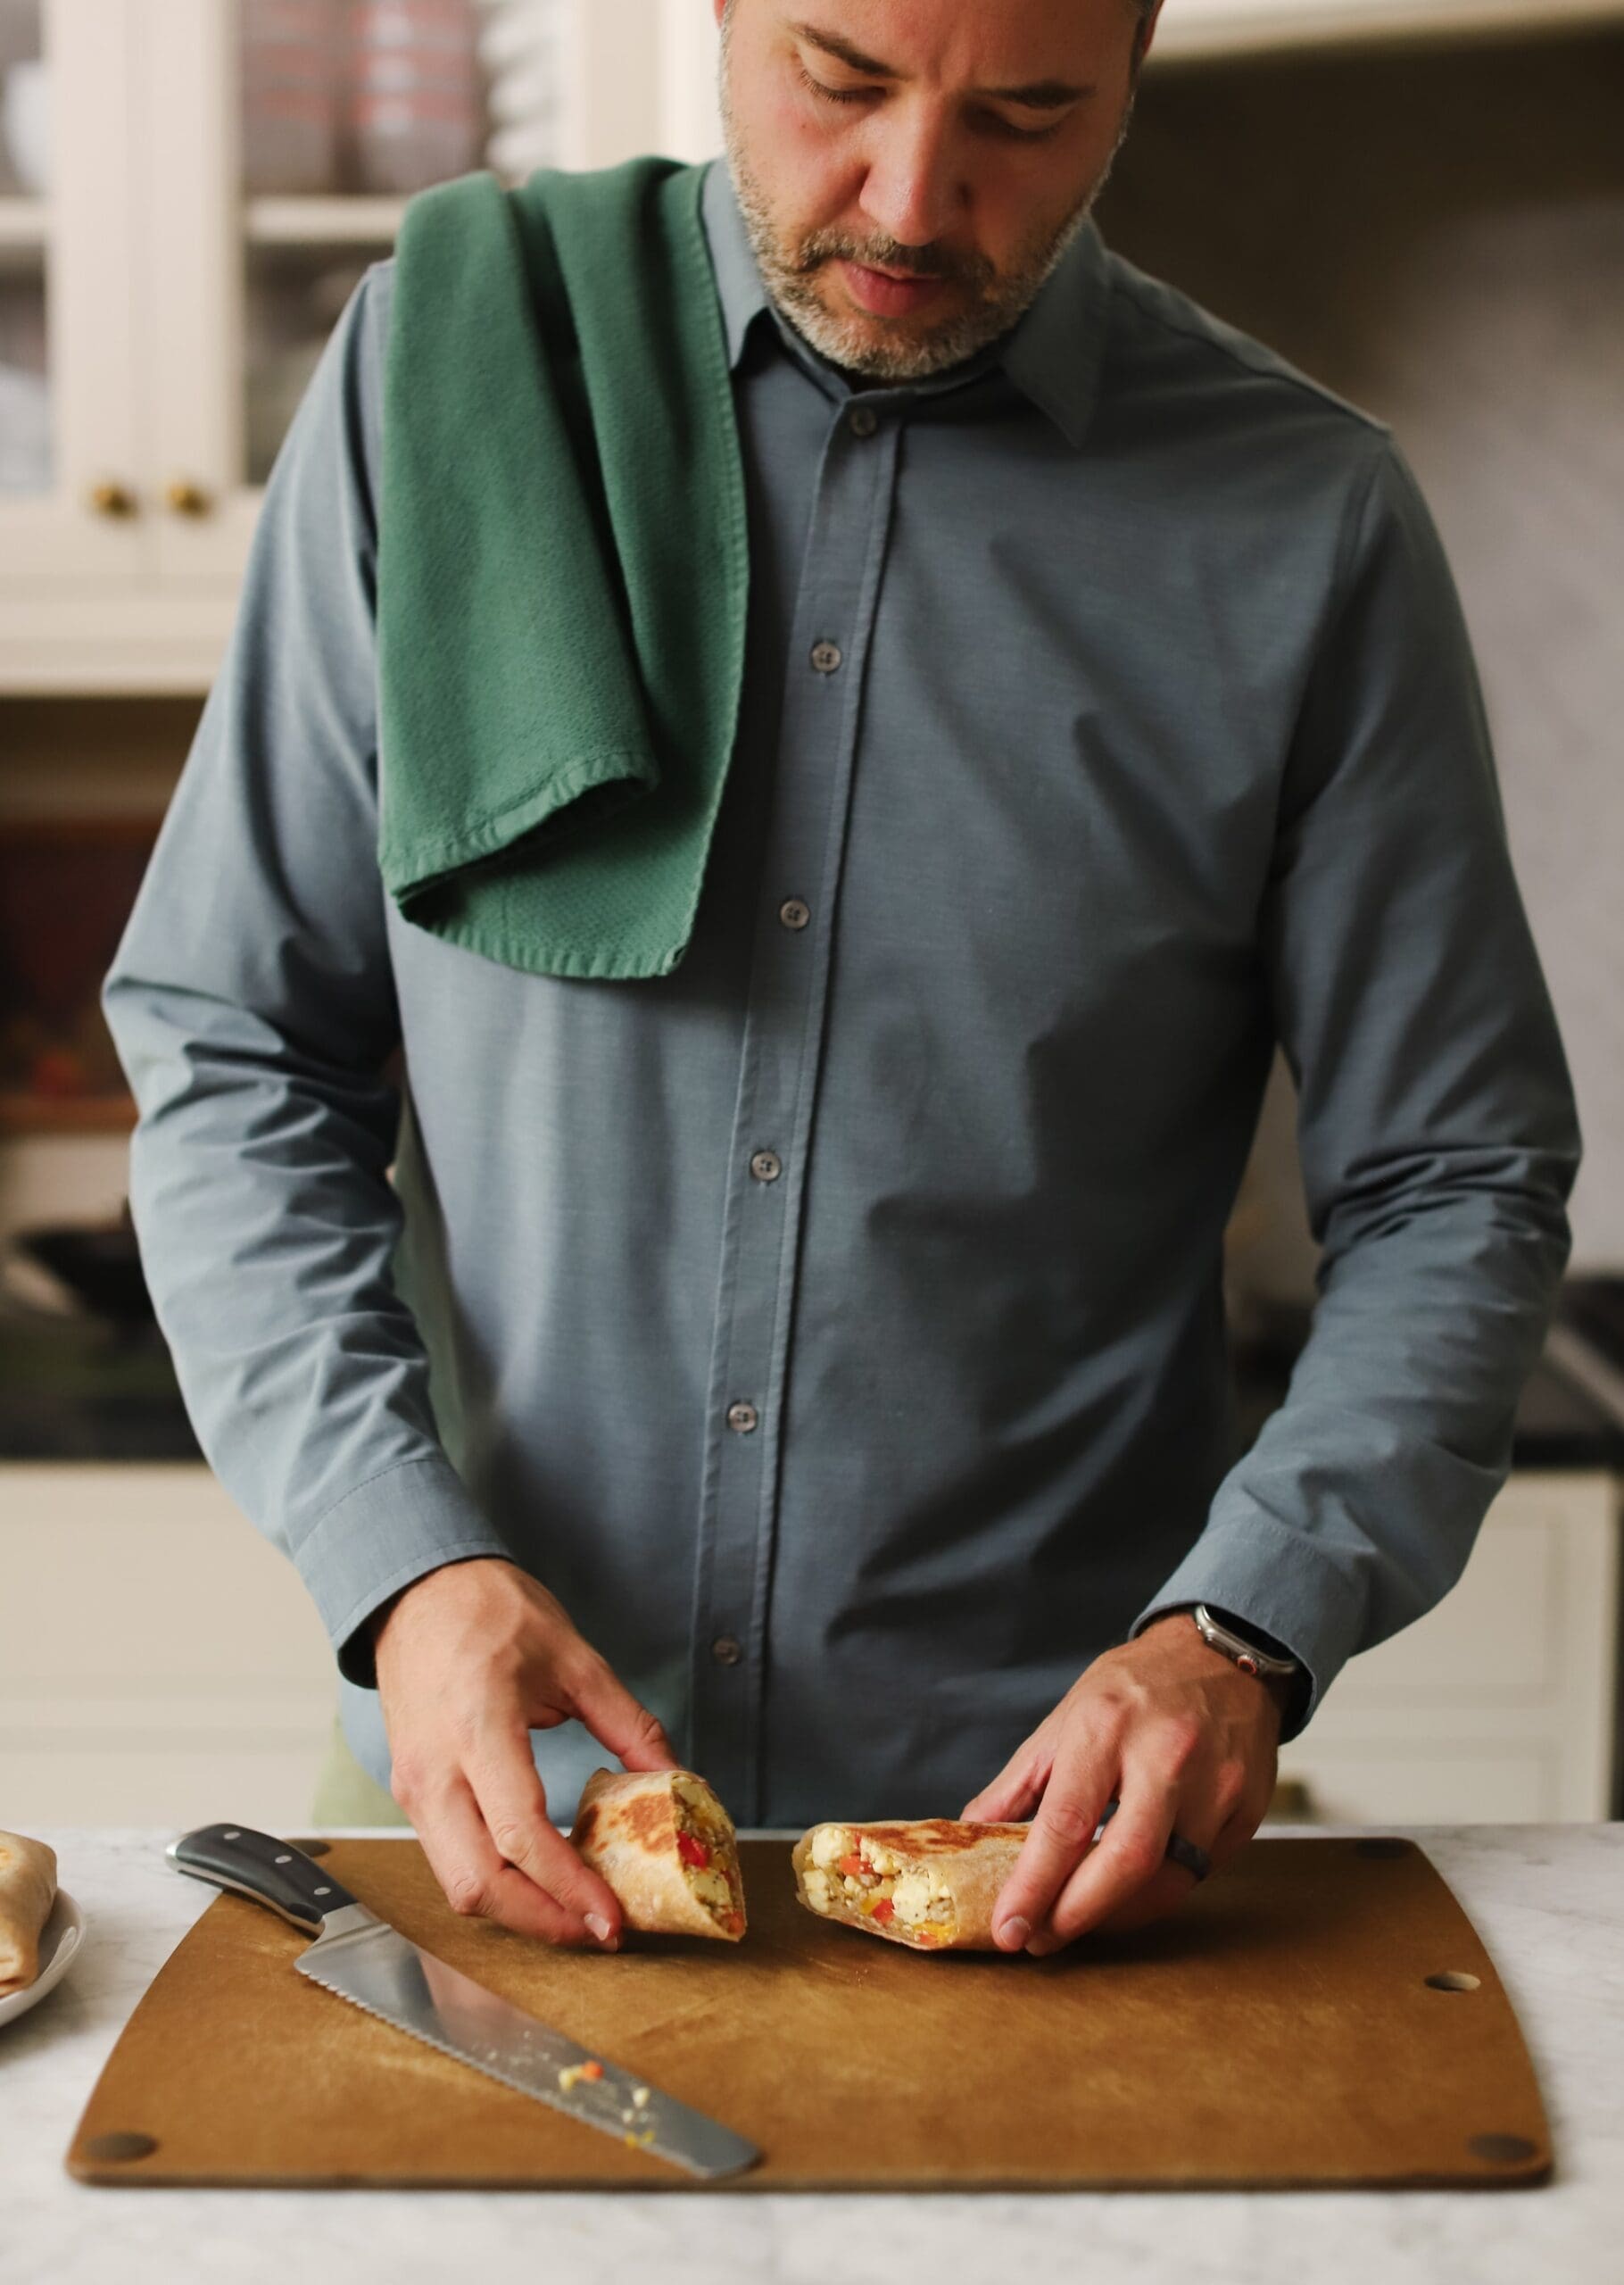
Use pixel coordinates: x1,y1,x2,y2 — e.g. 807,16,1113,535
103,0,1579,1960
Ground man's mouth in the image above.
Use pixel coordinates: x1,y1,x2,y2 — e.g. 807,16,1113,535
835,260,951,319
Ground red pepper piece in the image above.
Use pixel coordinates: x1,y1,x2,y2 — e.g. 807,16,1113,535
871,1897,896,1924
676,1832,711,1869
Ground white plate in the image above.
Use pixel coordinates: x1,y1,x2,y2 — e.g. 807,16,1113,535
0,1890,86,2029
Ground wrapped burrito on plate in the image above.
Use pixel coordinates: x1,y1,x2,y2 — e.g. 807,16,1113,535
0,1829,58,1995
570,1768,747,1940
792,1818,1032,1951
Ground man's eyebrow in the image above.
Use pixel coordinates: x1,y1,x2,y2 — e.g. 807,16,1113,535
789,21,1095,109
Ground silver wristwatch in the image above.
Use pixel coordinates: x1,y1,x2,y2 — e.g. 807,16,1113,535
1191,1601,1302,1683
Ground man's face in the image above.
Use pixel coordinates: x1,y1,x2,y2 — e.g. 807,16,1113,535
714,0,1156,382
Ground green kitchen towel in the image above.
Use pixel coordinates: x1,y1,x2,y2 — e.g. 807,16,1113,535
377,156,750,980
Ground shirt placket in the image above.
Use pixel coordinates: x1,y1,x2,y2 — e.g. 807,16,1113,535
688,393,902,1822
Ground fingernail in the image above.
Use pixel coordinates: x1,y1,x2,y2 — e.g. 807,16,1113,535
585,1913,614,1945
996,1915,1031,1948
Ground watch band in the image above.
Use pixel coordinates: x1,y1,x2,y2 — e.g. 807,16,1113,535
1190,1601,1302,1682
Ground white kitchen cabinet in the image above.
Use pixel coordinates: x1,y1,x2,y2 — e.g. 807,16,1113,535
0,0,669,691
2,1459,1617,1829
1277,1470,1620,1822
0,2,145,593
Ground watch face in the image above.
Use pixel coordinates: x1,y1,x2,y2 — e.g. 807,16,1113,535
1197,1607,1296,1676
1204,1606,1295,1671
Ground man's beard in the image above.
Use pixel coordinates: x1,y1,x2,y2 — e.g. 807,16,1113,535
718,49,1135,383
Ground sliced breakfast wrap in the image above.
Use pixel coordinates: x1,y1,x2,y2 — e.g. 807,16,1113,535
792,1817,1032,1951
0,1829,58,1994
569,1767,747,1940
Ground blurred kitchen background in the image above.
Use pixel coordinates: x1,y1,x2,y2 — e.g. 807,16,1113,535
3,0,1621,1831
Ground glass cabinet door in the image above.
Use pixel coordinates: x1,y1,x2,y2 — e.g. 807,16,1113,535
145,0,574,589
0,0,147,597
0,0,50,499
239,0,547,486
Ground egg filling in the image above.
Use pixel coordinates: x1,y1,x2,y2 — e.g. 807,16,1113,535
801,1825,957,1946
673,1774,746,1935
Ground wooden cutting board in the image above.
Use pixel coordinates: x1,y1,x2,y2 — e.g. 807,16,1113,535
67,1834,1550,2190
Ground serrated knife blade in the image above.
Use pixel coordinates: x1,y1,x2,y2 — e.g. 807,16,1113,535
168,1823,759,2181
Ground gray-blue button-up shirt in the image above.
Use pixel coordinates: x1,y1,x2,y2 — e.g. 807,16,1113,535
103,155,1581,1826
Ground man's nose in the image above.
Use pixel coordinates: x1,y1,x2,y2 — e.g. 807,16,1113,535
858,109,964,256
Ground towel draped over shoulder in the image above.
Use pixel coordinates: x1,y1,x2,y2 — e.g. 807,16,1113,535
377,156,750,981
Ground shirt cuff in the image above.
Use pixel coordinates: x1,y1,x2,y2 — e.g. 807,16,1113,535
1126,1501,1367,1743
291,1453,514,1689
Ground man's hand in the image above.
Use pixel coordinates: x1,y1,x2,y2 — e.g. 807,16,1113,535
959,1612,1284,1956
371,1557,679,1948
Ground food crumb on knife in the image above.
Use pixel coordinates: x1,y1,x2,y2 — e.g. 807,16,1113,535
558,2060,605,2090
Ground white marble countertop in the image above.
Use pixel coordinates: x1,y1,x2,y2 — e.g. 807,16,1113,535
4,1824,1621,2285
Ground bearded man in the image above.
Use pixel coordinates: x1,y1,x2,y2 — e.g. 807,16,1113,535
104,1,1578,1957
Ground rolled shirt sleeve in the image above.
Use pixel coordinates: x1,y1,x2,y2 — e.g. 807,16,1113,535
1130,436,1583,1738
101,263,510,1688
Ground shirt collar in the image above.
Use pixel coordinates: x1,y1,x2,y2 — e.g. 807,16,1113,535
698,154,1111,451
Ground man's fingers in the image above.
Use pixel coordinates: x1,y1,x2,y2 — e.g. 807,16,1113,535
1085,1791,1260,1939
1207,1795,1267,1878
567,1650,680,1775
410,1774,601,1947
1026,1749,1271,1948
988,1742,1115,1949
465,1730,626,1944
1022,1764,1184,1954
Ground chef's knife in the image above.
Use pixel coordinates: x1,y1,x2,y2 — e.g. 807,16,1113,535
167,1823,759,2181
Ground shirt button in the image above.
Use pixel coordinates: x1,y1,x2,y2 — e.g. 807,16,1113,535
726,1400,758,1433
810,639,842,675
848,403,878,437
750,1149,782,1183
710,1634,743,1666
779,897,810,930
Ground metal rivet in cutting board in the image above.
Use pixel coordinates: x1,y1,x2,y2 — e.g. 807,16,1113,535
1468,2133,1538,2165
1425,1971,1482,1992
274,1854,293,1864
85,2131,159,2163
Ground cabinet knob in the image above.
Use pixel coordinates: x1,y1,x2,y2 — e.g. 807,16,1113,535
87,481,138,519
165,479,213,519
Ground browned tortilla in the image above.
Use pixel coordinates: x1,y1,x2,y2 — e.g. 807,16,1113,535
569,1768,746,1941
792,1817,1032,1951
0,1829,58,1995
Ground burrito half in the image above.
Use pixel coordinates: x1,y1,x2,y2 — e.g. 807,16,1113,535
570,1767,746,1940
792,1818,1031,1951
0,1829,58,1995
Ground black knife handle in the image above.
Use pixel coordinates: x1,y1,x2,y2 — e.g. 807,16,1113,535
168,1824,360,1934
